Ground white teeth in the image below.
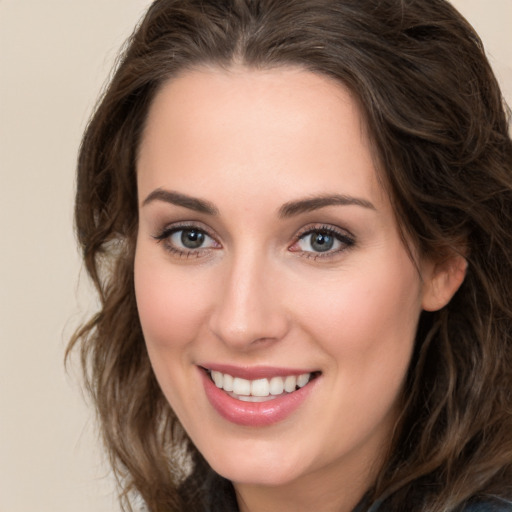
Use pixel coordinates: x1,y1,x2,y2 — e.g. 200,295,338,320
211,370,223,388
208,370,314,400
284,375,297,393
251,378,270,397
297,373,310,388
269,376,284,395
233,377,251,396
223,373,234,392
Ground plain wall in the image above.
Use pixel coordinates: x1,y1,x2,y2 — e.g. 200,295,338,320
0,1,510,511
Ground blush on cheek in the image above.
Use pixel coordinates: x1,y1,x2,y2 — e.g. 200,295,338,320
295,263,420,368
134,262,210,352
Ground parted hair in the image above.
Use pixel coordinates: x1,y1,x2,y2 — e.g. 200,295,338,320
68,0,512,510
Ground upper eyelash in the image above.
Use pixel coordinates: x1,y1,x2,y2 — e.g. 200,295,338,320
152,223,213,241
296,224,355,244
152,223,218,257
153,227,180,242
293,224,356,258
151,223,355,258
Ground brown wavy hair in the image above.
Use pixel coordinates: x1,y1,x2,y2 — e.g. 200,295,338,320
68,1,512,510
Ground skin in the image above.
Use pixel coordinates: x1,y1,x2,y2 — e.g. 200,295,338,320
134,66,464,512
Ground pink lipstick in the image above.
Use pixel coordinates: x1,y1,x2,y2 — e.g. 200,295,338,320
199,366,320,427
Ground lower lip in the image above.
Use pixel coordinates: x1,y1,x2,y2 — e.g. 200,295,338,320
200,369,318,427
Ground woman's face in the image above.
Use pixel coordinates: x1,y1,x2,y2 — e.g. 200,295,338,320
135,66,439,503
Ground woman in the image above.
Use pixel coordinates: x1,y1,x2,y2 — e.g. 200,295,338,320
69,0,512,510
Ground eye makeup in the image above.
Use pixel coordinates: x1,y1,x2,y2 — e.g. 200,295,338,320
152,222,221,259
289,223,356,261
152,220,356,262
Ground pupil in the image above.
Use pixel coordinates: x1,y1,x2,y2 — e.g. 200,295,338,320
181,230,205,249
311,232,333,252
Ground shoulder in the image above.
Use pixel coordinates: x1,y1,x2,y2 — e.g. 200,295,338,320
462,497,512,512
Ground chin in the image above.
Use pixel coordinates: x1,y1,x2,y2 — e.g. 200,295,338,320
214,461,301,487
202,441,308,487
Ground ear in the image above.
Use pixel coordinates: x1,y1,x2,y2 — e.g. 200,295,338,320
421,252,467,312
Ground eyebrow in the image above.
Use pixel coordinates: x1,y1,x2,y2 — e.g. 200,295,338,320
142,189,375,217
142,188,219,215
278,194,376,218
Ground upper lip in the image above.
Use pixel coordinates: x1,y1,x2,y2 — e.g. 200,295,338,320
199,363,319,380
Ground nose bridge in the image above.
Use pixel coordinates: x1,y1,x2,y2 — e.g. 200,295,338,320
209,244,288,348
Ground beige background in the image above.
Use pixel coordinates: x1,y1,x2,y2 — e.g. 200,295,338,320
0,1,510,511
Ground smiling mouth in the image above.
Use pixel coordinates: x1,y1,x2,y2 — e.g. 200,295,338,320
203,368,321,403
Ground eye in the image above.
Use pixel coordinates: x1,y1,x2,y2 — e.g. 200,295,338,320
170,228,212,249
153,225,219,256
290,226,355,258
298,231,338,252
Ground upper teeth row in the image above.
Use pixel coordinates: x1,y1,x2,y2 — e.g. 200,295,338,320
210,371,312,397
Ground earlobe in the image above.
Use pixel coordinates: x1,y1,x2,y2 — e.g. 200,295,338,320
421,253,467,312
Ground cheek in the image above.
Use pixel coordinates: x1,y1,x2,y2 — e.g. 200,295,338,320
134,250,209,354
296,258,421,442
293,253,422,370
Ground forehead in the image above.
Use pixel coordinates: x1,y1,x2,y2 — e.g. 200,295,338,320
137,66,387,212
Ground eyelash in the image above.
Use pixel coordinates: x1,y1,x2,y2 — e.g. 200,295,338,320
152,223,355,260
152,223,219,258
291,224,356,260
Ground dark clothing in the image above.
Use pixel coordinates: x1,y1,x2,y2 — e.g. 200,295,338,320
357,496,512,512
461,499,512,512
200,472,512,511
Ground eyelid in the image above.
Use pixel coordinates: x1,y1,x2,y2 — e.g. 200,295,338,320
294,223,354,240
290,223,356,258
153,220,214,238
151,221,354,260
152,221,221,256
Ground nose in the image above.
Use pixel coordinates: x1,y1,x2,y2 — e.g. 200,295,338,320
208,249,290,350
